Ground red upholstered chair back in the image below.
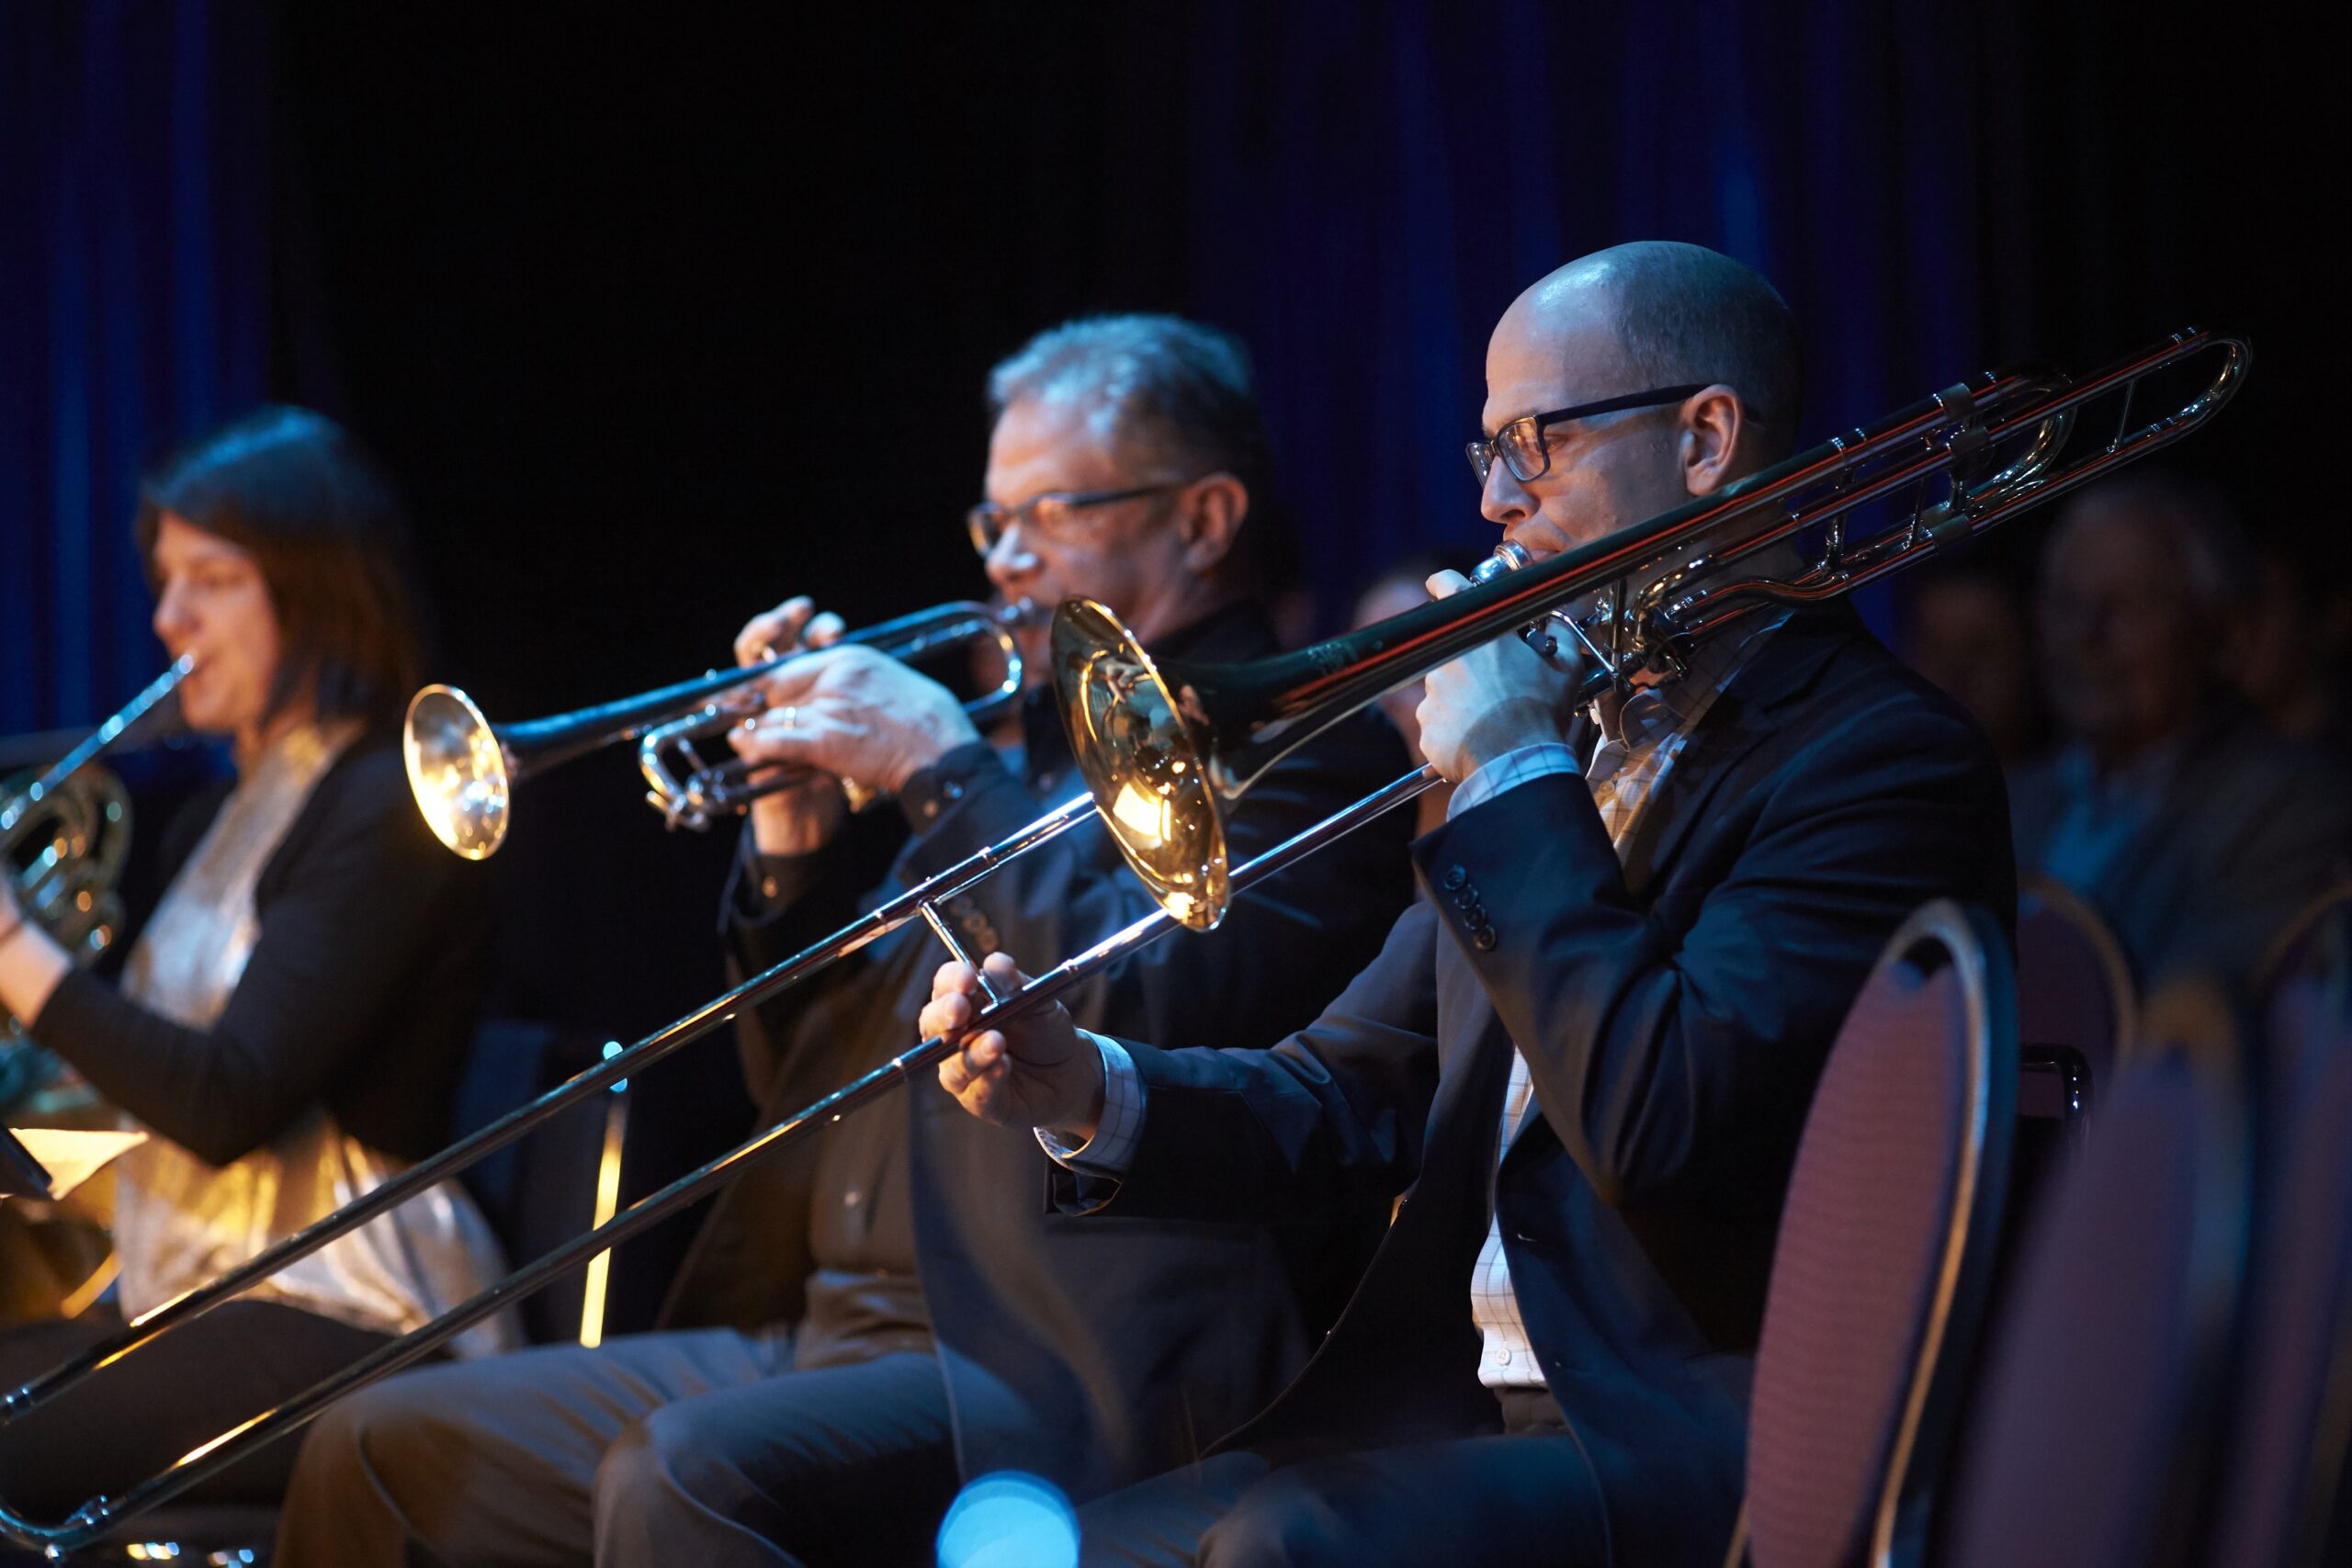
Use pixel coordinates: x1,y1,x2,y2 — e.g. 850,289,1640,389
1944,979,2252,1568
2212,888,2352,1566
2015,875,2134,1096
1740,900,2016,1568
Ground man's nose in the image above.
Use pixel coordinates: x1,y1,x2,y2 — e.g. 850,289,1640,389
1479,462,1534,527
983,524,1041,589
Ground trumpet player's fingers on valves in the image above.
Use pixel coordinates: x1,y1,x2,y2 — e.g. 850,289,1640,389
0,409,510,1519
277,316,1417,1568
926,244,2016,1568
728,636,992,818
731,593,847,671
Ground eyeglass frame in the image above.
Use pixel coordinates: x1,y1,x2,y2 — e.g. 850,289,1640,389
964,482,1193,557
1464,384,1712,485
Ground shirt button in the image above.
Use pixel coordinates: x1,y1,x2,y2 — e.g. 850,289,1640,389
921,800,940,820
842,1190,862,1208
1474,928,1499,952
1443,865,1469,890
761,878,779,899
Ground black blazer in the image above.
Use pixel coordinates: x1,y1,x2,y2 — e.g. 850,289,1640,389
661,600,1417,1504
1077,608,2015,1566
32,732,493,1167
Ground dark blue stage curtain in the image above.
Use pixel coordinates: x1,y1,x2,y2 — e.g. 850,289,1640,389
0,0,270,734
1172,0,2030,633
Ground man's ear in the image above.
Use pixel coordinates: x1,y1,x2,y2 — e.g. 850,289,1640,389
1176,472,1249,574
1679,385,1746,497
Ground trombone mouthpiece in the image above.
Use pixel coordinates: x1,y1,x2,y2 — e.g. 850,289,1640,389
1477,542,1533,581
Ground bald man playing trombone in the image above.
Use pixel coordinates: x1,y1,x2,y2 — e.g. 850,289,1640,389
924,243,2016,1567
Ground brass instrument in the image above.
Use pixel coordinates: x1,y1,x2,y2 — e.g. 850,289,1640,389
2,657,194,1106
1057,329,2245,928
0,329,2245,1551
404,598,1034,858
1,658,194,1325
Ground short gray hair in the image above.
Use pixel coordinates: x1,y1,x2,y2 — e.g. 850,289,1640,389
987,313,1274,501
1598,242,1804,461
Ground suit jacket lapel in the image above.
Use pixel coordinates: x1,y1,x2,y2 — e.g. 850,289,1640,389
1490,610,1860,1169
1616,609,1855,893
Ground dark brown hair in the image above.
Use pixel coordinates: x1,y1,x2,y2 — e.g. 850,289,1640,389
136,407,425,730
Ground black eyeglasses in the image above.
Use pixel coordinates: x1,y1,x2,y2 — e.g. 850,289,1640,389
1464,385,1709,485
965,483,1187,556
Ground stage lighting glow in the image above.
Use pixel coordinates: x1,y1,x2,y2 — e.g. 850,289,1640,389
935,1470,1078,1568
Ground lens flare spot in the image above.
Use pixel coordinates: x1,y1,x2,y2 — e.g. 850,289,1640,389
935,1470,1078,1568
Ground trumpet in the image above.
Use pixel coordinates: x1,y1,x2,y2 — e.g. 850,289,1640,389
0,328,2245,1551
403,598,1034,858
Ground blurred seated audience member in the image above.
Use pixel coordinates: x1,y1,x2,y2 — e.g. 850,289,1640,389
1349,552,1457,834
2011,474,2350,984
1899,566,2047,762
2235,539,2352,765
0,408,508,1516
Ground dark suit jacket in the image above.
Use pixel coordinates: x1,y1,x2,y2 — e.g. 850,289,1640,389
658,601,1415,1504
36,731,492,1167
1073,607,2015,1566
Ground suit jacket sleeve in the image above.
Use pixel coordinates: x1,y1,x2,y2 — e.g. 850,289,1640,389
1050,897,1448,1224
1419,677,2011,1211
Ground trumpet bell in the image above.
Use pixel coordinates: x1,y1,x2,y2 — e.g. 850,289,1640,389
404,685,511,860
1051,600,1229,931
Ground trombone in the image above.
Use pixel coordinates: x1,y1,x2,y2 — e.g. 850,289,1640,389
0,327,2246,1550
403,597,1035,858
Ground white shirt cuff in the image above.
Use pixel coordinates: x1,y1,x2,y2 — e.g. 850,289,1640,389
1035,1031,1146,1175
1447,742,1583,819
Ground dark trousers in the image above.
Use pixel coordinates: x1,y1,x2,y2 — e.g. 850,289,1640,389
275,1329,956,1568
0,1301,390,1518
1073,1386,1611,1568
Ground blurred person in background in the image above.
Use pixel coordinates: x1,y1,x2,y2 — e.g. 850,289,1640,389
1899,566,2047,763
2234,538,2352,768
2011,473,2349,983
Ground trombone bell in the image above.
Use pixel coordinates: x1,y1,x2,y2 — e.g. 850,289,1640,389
1051,600,1228,931
403,685,512,860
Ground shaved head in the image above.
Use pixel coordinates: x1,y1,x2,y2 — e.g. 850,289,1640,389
1476,242,1804,562
1508,242,1803,461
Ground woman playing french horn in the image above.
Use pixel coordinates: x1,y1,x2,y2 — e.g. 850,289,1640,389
0,409,510,1515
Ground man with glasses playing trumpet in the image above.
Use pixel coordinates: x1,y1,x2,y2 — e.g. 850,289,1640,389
279,315,1415,1568
923,243,2018,1566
